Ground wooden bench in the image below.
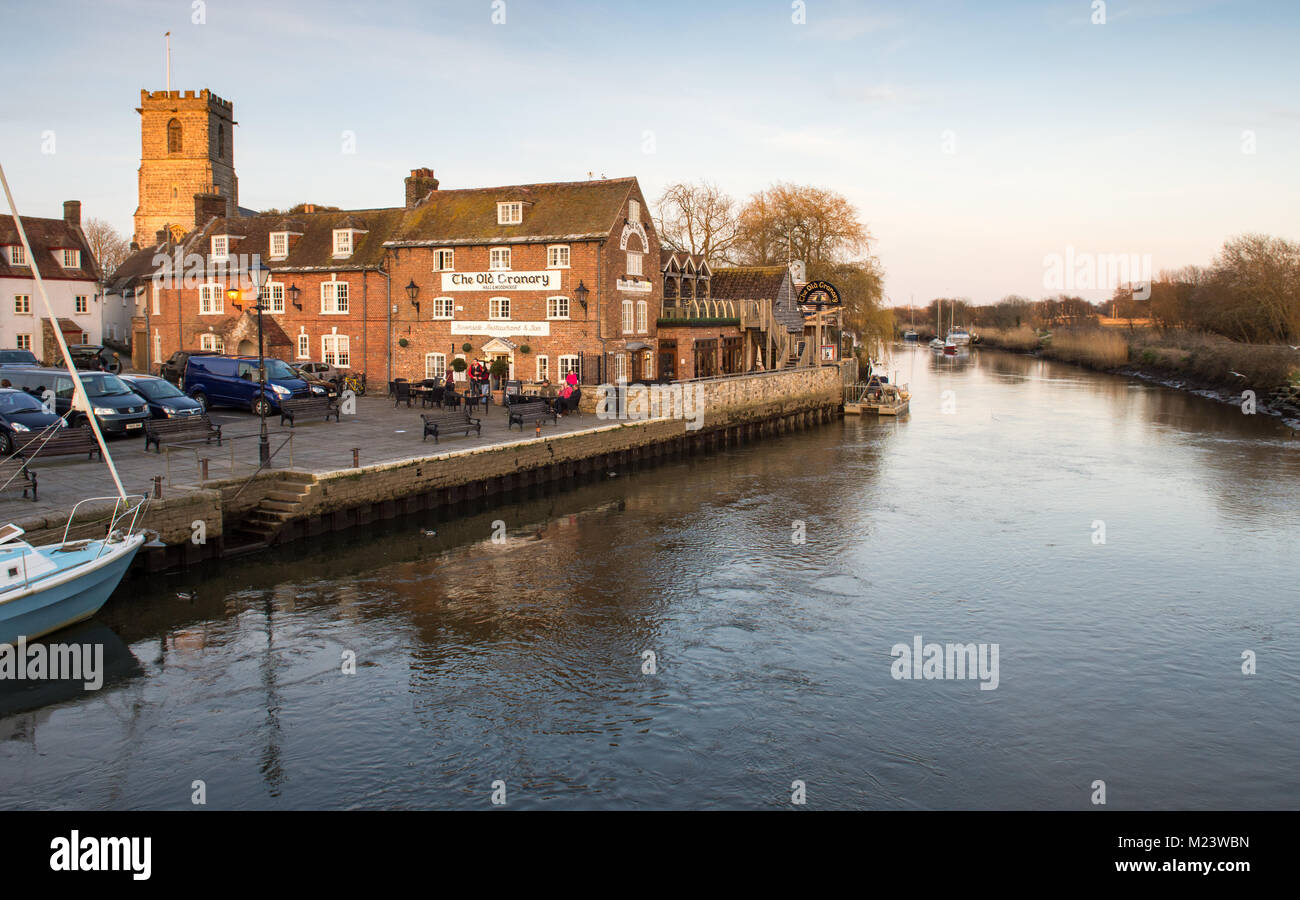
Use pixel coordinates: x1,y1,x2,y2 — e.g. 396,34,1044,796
18,425,102,462
279,396,340,427
144,414,223,453
507,400,557,431
0,459,35,501
421,410,481,443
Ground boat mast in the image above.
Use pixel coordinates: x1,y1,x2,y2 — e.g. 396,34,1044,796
0,162,127,501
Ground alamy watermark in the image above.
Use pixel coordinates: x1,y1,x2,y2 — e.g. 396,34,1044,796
1,636,103,690
595,382,706,431
1043,245,1153,300
890,634,1000,690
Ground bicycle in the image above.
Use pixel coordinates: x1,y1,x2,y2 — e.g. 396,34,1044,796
340,372,367,396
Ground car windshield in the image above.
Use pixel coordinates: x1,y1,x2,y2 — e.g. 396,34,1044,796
80,374,133,397
0,392,45,414
129,378,183,399
264,360,297,380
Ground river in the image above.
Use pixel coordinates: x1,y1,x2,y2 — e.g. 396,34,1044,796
2,345,1297,809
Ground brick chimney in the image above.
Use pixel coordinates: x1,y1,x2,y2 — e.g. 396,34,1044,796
155,229,169,245
63,200,81,226
405,168,440,208
193,192,227,228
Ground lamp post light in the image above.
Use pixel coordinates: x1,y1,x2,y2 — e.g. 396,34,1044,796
406,279,420,315
288,282,302,311
248,259,272,467
574,280,589,313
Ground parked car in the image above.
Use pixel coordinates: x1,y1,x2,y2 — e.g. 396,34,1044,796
0,367,149,435
0,349,40,367
181,355,315,416
119,374,206,419
288,362,339,398
68,344,123,373
292,361,346,384
0,387,67,455
158,349,218,384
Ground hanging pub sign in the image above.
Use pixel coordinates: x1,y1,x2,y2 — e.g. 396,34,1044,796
797,280,842,305
821,344,838,362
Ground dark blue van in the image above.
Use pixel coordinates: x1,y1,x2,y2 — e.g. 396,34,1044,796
182,355,314,416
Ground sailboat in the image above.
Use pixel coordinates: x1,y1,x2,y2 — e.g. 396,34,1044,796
903,296,919,342
0,162,150,645
929,300,953,352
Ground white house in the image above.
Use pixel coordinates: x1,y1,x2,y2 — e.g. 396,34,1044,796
0,201,104,361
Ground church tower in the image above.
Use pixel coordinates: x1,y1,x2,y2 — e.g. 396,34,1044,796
133,88,238,247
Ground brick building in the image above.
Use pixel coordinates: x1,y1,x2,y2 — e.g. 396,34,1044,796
0,201,102,360
383,173,661,386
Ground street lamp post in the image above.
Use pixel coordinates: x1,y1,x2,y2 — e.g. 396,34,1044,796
248,259,272,467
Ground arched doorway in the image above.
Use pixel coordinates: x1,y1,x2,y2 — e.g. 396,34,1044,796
237,339,255,356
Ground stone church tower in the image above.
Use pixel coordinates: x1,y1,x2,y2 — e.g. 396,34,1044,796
132,88,238,248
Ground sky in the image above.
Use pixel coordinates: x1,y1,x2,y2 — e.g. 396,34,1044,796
1,0,1297,305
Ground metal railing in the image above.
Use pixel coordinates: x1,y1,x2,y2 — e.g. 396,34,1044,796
162,431,294,488
60,493,149,557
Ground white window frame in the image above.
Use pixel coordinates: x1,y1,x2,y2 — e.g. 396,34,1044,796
636,300,648,333
425,352,447,380
265,281,285,314
14,294,31,315
211,235,229,262
434,249,454,271
497,202,522,225
8,245,26,266
621,299,634,334
536,355,550,382
432,297,455,320
297,333,310,359
546,296,570,320
559,355,580,380
199,283,224,315
627,251,643,276
615,353,627,382
74,295,89,314
60,249,81,268
321,280,350,314
489,247,511,270
270,232,289,258
200,333,224,352
547,245,570,269
322,333,351,368
489,296,510,320
628,199,640,223
15,333,31,351
333,229,353,257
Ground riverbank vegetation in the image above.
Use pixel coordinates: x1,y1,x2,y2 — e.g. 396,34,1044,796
900,233,1300,396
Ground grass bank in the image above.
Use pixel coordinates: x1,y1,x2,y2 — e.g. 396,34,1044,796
974,326,1300,402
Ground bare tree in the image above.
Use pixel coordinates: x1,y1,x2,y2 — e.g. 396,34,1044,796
653,181,740,266
83,217,131,279
733,183,870,268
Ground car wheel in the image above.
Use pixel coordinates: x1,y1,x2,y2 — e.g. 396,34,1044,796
191,391,208,411
0,432,12,456
252,397,272,418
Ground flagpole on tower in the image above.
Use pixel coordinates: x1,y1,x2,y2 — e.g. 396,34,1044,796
165,31,171,91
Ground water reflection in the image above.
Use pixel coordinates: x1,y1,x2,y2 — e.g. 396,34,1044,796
1,347,1297,809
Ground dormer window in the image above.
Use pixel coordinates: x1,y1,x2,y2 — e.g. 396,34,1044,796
59,249,81,269
211,235,229,262
333,229,354,257
269,232,289,259
6,245,26,266
497,202,523,225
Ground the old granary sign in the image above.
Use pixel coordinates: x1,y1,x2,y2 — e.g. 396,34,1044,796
441,270,563,291
797,280,842,305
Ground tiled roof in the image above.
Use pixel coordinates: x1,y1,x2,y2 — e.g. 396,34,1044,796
387,177,636,246
0,215,98,282
187,206,408,272
107,242,170,294
711,266,803,333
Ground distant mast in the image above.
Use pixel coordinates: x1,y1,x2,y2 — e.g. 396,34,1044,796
165,32,171,92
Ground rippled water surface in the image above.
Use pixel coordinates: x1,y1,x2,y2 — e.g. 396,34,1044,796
2,347,1297,809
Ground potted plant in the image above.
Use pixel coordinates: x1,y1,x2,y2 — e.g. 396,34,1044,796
489,357,511,404
450,357,467,385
